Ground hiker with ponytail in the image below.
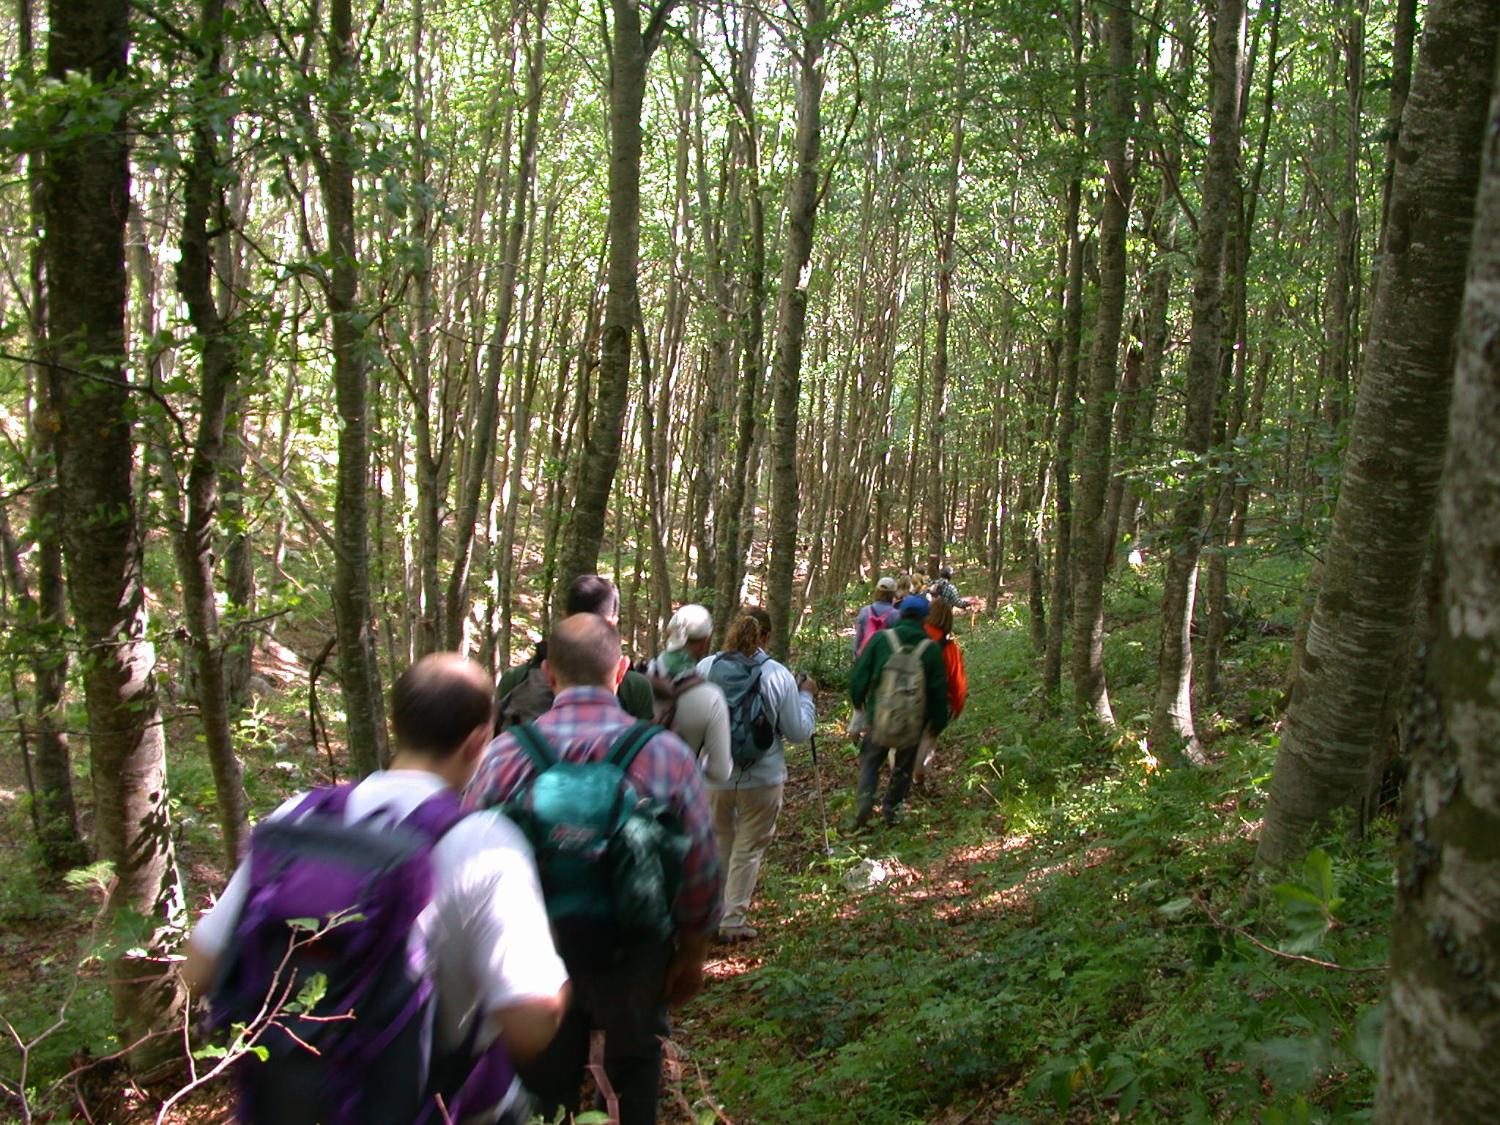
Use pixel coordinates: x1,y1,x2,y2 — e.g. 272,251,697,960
697,608,817,943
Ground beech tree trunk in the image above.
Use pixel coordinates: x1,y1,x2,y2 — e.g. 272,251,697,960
173,0,248,866
14,0,84,871
1068,0,1134,725
1375,71,1500,1120
557,0,676,593
765,0,826,661
925,28,965,578
323,0,388,775
1254,0,1497,870
43,0,185,1067
1042,5,1085,697
1148,0,1246,764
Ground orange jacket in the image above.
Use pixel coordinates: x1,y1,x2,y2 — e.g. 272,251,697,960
925,623,967,718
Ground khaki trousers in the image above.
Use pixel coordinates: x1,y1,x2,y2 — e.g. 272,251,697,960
708,784,784,929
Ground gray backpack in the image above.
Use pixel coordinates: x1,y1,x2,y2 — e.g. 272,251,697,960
871,632,932,748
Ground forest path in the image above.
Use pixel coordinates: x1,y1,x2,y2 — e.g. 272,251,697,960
667,610,1120,1124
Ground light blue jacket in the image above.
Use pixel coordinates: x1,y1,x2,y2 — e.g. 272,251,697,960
695,650,816,790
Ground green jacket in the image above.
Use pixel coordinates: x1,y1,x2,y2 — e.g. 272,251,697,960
496,657,655,722
849,616,950,736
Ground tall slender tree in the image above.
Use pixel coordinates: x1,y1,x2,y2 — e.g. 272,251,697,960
765,0,828,659
1068,0,1135,724
42,0,186,1066
557,0,679,592
1254,0,1497,868
1148,0,1246,763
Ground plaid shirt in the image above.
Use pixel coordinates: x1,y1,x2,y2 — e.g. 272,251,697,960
463,685,723,939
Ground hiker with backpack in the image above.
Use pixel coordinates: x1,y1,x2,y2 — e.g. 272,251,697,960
645,603,732,783
929,565,969,609
464,613,721,1125
849,594,950,828
848,577,900,742
852,576,901,657
912,597,968,793
494,574,655,729
183,654,570,1125
696,607,817,944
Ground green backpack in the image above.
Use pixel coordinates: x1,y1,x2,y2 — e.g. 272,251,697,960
504,721,689,964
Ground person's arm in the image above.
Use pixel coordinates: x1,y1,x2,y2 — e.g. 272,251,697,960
849,634,878,710
697,686,733,783
924,641,951,734
662,933,710,1007
182,936,220,996
488,987,570,1066
456,816,571,1064
657,732,722,941
771,664,816,744
949,643,968,717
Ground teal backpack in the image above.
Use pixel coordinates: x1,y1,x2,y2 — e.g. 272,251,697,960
504,721,688,964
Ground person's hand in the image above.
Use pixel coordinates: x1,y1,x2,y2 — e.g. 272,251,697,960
799,674,819,696
662,935,709,1007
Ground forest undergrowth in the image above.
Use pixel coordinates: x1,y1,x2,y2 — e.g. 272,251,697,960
0,555,1393,1123
676,555,1391,1125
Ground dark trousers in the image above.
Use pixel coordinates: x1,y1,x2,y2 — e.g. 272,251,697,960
518,942,673,1125
856,735,918,818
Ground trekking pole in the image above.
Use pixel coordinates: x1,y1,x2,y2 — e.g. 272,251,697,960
809,732,832,855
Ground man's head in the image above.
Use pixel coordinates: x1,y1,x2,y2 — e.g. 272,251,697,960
898,594,931,621
875,576,897,603
564,574,621,625
544,612,628,693
665,603,715,660
939,565,953,580
390,654,494,784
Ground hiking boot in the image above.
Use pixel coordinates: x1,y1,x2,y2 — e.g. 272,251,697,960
853,798,875,830
881,805,899,828
718,924,759,944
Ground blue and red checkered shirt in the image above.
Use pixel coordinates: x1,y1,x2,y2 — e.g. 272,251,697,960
463,685,723,939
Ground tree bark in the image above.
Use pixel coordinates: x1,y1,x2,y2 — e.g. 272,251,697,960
1148,0,1246,764
556,0,676,594
925,25,966,578
13,0,85,871
43,0,185,1067
173,0,248,865
1254,0,1497,870
764,0,826,661
1375,71,1500,1121
1068,0,1134,725
323,0,388,775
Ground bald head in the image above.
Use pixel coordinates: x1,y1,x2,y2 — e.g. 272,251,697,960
391,654,495,757
545,613,624,690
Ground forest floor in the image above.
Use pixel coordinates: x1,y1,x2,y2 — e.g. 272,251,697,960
1,557,1395,1123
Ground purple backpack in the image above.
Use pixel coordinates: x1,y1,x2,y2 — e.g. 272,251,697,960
209,784,517,1125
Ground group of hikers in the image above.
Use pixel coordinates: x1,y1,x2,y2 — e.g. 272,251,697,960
184,568,969,1124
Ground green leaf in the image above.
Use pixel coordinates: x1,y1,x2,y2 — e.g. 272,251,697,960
1158,896,1195,919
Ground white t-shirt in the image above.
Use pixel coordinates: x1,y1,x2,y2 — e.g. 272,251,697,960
190,770,568,1057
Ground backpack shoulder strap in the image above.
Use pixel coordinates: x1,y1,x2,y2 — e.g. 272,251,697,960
289,783,355,822
884,628,905,656
606,720,662,773
399,787,466,842
912,637,934,660
510,722,557,774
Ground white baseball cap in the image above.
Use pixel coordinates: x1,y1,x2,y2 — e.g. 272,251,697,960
876,576,898,592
